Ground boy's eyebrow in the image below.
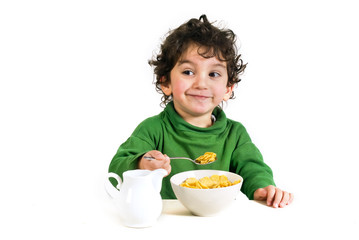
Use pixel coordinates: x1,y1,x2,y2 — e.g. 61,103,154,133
177,59,195,66
178,59,226,69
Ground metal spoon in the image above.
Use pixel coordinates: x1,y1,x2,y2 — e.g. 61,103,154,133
143,156,216,165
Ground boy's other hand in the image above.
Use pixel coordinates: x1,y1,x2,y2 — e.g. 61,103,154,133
253,185,294,208
138,150,171,175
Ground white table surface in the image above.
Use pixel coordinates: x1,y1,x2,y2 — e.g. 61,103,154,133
2,169,358,240
2,176,358,240
21,187,355,240
0,172,359,240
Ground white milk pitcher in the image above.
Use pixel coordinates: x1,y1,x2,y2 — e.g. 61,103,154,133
105,169,167,228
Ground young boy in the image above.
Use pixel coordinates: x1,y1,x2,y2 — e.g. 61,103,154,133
109,15,293,208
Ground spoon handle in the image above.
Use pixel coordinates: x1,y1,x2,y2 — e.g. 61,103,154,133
143,156,216,165
143,156,192,160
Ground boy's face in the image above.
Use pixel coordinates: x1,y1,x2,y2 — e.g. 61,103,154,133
161,44,233,127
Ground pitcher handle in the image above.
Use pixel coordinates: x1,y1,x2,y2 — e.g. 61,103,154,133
105,172,122,199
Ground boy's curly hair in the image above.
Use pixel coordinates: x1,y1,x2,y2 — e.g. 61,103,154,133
149,14,247,107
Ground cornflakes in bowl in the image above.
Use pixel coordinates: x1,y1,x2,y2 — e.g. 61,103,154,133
170,170,243,216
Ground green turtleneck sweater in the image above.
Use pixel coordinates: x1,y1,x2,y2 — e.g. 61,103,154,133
108,102,275,200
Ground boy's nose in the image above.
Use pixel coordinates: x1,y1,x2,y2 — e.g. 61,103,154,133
193,73,208,89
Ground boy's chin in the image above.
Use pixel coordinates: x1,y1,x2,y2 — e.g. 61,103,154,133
173,101,216,116
188,107,214,117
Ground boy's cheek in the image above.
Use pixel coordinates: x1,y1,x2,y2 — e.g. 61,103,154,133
172,81,188,97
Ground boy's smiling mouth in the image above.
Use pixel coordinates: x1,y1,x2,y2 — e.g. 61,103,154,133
186,93,212,101
186,90,212,98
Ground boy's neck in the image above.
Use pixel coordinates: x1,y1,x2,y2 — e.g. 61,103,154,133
179,112,213,128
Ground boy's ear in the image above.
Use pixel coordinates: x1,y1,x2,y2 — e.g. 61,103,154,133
160,76,172,96
223,85,234,101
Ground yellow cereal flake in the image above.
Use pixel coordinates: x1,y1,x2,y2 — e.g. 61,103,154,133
195,152,217,164
180,174,241,189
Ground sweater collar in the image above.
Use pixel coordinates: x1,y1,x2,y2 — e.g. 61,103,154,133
163,101,227,133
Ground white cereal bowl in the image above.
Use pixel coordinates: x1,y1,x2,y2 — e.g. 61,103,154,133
170,170,243,216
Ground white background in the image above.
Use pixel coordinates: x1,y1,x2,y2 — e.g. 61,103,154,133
1,0,358,239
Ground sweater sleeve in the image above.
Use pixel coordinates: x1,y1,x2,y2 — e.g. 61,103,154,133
231,126,276,200
108,117,161,186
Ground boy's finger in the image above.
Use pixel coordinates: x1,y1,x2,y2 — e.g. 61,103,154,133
163,163,171,175
163,154,170,162
161,155,171,174
272,188,283,208
143,157,163,169
288,193,294,205
148,151,166,160
161,158,170,168
266,186,276,206
279,191,290,208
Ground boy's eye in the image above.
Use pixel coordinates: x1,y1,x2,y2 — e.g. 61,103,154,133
209,72,221,77
183,70,194,76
